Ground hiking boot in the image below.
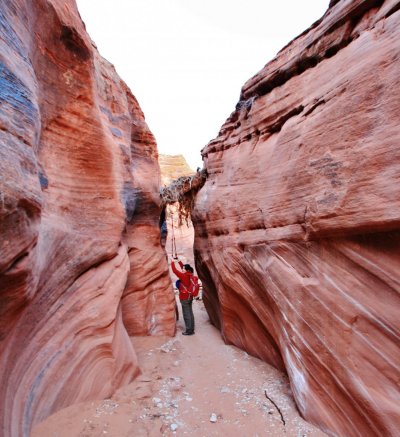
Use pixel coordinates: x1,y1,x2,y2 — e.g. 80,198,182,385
182,331,194,335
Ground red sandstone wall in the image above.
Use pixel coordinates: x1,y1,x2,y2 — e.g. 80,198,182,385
193,1,400,436
0,1,175,436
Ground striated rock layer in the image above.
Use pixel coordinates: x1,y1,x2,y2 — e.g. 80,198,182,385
0,1,175,436
159,153,195,186
193,1,400,436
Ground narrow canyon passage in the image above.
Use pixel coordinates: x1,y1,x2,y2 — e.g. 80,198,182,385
1,1,399,436
32,298,326,437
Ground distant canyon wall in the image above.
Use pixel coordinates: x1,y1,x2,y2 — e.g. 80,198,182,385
0,1,175,436
159,154,195,186
193,0,400,436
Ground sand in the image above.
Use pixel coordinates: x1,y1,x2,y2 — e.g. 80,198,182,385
32,299,327,437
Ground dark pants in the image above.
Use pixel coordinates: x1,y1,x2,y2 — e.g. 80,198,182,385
180,299,195,333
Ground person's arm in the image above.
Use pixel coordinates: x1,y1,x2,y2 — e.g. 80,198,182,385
171,261,185,280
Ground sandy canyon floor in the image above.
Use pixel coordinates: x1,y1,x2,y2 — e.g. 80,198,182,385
32,298,327,437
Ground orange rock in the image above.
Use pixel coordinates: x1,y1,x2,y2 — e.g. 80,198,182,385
194,1,400,436
159,154,195,186
0,1,174,436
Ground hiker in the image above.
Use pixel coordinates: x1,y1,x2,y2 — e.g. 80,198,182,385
171,259,195,335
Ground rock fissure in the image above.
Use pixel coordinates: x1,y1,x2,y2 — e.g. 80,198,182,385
3,250,30,273
267,104,305,135
264,390,286,427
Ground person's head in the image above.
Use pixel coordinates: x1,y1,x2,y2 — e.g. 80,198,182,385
183,264,194,273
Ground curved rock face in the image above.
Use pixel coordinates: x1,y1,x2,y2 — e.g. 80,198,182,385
193,1,400,436
0,1,175,435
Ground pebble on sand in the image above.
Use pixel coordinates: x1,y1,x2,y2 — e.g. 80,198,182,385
210,413,218,423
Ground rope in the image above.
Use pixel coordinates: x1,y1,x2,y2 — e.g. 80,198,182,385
170,209,178,259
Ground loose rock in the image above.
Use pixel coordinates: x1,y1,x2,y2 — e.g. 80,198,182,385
210,413,218,423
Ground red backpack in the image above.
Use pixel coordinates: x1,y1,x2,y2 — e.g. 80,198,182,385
181,275,200,298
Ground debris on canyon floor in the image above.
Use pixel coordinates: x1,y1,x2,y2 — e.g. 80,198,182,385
32,299,326,437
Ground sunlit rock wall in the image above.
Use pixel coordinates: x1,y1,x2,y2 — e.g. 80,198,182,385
0,0,175,435
193,1,400,436
159,154,195,186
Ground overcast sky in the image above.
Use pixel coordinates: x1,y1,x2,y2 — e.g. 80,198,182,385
76,0,330,170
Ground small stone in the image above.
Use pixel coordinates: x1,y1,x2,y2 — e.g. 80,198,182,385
210,413,218,423
152,397,161,405
156,402,163,408
170,423,178,431
220,387,230,393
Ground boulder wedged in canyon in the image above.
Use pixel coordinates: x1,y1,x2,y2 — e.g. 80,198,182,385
193,1,400,436
0,1,175,436
159,154,197,278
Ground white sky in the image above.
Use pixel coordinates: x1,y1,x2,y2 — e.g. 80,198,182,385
76,0,330,170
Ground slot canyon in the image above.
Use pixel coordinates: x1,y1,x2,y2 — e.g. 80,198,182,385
0,0,399,436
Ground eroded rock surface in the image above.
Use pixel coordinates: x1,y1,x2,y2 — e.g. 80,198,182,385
194,1,400,436
0,1,175,436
